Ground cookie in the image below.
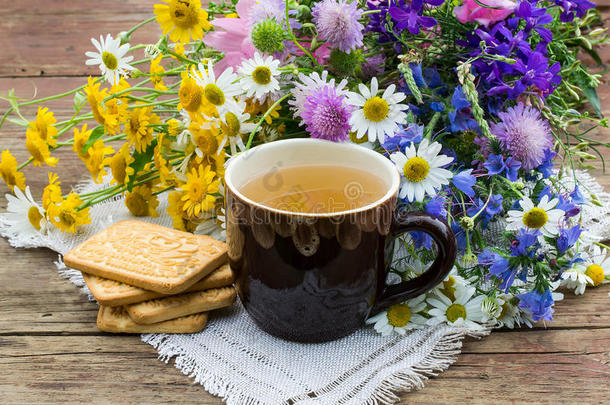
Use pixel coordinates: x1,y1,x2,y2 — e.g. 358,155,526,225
125,286,236,325
64,220,228,294
82,264,234,307
97,306,208,334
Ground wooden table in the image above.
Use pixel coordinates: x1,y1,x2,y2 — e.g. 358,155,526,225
1,1,609,403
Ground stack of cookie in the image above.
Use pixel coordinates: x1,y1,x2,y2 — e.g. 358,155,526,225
63,220,236,334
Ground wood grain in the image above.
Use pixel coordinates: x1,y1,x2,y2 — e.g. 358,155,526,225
1,1,609,404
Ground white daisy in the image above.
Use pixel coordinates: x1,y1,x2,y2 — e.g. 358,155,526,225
289,71,348,118
506,195,565,236
561,262,592,295
85,34,134,85
4,186,46,239
366,295,428,336
427,285,485,330
431,267,468,301
238,53,281,101
389,139,454,202
216,101,257,155
494,293,532,328
192,60,242,117
347,77,408,143
579,245,610,288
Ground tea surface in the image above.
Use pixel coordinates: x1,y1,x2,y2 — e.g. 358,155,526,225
239,165,387,213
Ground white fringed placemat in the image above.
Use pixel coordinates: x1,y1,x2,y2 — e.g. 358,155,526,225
3,170,610,405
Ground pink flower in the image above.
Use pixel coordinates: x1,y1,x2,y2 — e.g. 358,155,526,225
295,42,332,65
203,0,256,71
453,0,516,27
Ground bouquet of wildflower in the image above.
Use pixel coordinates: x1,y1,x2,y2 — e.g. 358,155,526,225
2,0,610,333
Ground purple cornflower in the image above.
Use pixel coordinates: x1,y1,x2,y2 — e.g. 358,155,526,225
553,0,595,22
301,85,352,142
388,0,439,35
484,154,506,175
518,288,555,322
312,0,364,52
511,228,541,257
425,195,447,219
491,103,553,170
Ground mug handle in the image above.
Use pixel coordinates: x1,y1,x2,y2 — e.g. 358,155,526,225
371,211,457,315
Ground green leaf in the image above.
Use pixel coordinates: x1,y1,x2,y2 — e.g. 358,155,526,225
126,140,157,192
5,116,29,127
581,86,602,117
473,0,504,9
583,47,602,66
82,126,105,155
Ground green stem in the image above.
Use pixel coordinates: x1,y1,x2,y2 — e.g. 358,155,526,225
245,93,291,149
126,16,157,37
284,0,319,67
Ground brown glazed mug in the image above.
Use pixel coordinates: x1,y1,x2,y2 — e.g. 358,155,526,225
225,139,457,343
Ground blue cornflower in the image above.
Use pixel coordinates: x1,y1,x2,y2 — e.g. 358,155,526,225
425,195,448,219
570,185,587,206
504,157,521,181
557,194,580,218
537,149,555,179
383,123,423,152
478,249,515,292
510,1,554,44
554,0,595,22
484,154,506,175
486,194,504,216
453,169,476,197
557,224,583,254
448,86,479,133
518,288,555,321
511,229,541,257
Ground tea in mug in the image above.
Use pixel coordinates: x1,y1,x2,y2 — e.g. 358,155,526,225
239,165,386,213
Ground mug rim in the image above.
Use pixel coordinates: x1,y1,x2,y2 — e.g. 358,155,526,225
224,139,400,218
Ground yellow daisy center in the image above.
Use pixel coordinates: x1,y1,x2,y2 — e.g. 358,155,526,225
252,66,272,85
363,96,389,122
224,112,241,137
188,180,206,202
403,157,430,183
179,81,203,112
169,0,199,28
498,302,510,319
59,209,76,228
204,83,225,106
522,207,548,229
440,276,456,301
27,206,43,230
387,303,412,327
102,51,118,70
585,264,605,287
446,303,467,323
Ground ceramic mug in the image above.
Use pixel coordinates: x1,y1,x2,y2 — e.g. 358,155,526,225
225,139,457,342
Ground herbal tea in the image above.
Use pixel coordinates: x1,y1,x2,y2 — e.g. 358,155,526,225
239,165,387,213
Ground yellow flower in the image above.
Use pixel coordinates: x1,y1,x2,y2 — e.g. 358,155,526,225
154,133,176,186
125,185,159,217
110,144,135,185
170,42,186,60
26,131,58,167
245,98,280,124
150,56,168,91
110,77,131,101
47,192,91,233
125,105,160,153
154,0,212,44
210,149,226,179
73,124,93,159
84,140,115,183
0,150,26,192
167,118,183,137
178,71,206,116
181,164,219,217
42,173,62,211
190,122,220,158
27,107,58,147
84,76,109,126
168,190,199,232
103,98,127,135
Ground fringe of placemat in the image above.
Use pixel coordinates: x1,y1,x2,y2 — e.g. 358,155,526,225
141,326,490,405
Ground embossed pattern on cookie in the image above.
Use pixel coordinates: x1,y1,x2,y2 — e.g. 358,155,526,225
97,306,208,334
64,220,228,294
125,286,236,325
